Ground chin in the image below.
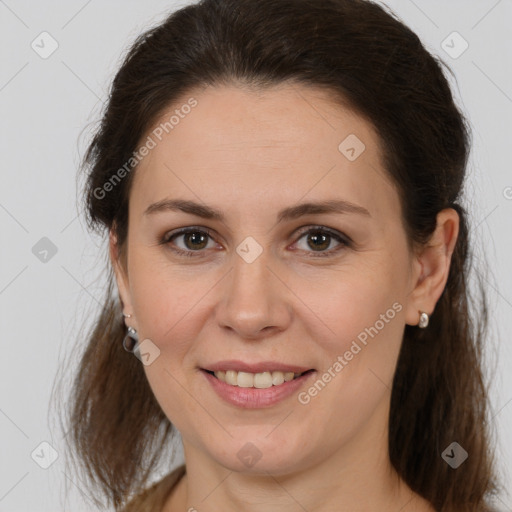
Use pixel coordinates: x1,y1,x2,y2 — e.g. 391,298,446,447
204,434,316,476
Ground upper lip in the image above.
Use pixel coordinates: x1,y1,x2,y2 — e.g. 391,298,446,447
202,360,314,374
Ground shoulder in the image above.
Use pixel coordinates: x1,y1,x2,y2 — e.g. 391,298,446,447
119,464,186,512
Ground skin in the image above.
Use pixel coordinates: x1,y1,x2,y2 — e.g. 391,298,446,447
110,82,459,512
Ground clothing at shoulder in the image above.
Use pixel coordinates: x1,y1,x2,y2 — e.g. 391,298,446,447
120,464,186,512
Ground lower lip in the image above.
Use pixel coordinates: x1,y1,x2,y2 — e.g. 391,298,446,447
201,369,316,408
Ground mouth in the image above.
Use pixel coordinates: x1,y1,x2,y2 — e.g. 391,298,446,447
201,368,316,389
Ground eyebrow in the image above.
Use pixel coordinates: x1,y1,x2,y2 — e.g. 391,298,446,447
144,198,371,222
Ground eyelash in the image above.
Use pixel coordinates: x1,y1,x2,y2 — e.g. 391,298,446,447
159,225,351,259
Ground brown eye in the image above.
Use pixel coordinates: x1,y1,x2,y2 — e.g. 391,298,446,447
161,228,216,257
180,231,209,250
304,231,331,251
293,227,350,257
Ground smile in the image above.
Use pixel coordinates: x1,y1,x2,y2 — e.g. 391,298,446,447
200,368,317,408
206,369,313,388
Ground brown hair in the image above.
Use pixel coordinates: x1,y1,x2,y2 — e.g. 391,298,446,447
58,0,502,509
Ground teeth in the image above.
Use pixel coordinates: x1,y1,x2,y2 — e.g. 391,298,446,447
213,370,302,388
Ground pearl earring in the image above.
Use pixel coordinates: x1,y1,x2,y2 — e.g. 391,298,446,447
418,311,429,329
122,311,137,351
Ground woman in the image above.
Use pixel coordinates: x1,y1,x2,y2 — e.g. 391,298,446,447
65,0,501,510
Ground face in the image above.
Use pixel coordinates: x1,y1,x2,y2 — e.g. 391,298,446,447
112,82,420,475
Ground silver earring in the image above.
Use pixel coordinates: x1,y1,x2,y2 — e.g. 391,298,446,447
123,326,139,352
418,311,429,329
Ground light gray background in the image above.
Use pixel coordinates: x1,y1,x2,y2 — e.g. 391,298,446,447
0,0,511,510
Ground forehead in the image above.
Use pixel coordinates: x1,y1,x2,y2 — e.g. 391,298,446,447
129,83,399,223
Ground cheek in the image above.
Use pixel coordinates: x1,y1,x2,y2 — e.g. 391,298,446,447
295,261,405,348
128,256,205,356
291,270,406,441
292,258,408,415
128,262,206,426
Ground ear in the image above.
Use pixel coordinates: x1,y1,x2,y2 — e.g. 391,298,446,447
109,227,136,328
405,208,460,327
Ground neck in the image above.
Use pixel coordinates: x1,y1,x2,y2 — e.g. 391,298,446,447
168,407,433,512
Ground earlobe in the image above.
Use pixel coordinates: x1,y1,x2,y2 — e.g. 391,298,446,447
109,228,134,320
405,208,460,327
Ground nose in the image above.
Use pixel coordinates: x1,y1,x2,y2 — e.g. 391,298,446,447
214,248,292,340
